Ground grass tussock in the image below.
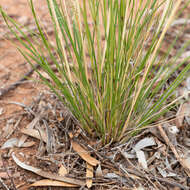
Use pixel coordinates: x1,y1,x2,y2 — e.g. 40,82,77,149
1,0,190,145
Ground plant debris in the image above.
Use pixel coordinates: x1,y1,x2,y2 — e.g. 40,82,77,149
1,1,190,190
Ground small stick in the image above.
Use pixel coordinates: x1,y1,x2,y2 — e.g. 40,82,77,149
1,157,17,190
98,148,189,189
0,178,9,190
158,125,190,177
125,168,189,189
158,125,180,159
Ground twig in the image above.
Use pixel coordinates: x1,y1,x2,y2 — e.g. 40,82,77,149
97,149,189,190
126,168,189,190
153,176,189,190
158,125,180,159
0,101,35,116
1,157,18,190
0,112,25,121
0,178,9,190
158,125,190,177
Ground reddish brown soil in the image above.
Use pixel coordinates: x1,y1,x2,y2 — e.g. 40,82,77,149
0,1,50,189
0,0,48,116
0,1,190,190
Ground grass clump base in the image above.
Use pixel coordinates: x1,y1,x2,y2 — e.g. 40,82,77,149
1,0,190,145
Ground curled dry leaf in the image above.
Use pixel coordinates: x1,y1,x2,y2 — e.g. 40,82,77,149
71,141,100,166
133,137,155,170
30,179,79,187
1,138,18,149
133,137,156,151
18,115,42,147
86,163,93,188
1,138,35,149
12,153,85,186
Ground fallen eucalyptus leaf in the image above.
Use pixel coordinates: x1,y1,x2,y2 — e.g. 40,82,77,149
86,163,93,188
136,150,147,170
18,115,42,147
12,152,85,186
134,137,156,151
1,138,18,149
21,128,47,143
21,141,36,148
71,141,100,166
30,179,79,187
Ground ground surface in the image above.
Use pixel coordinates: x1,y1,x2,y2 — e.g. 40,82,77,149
1,1,190,190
